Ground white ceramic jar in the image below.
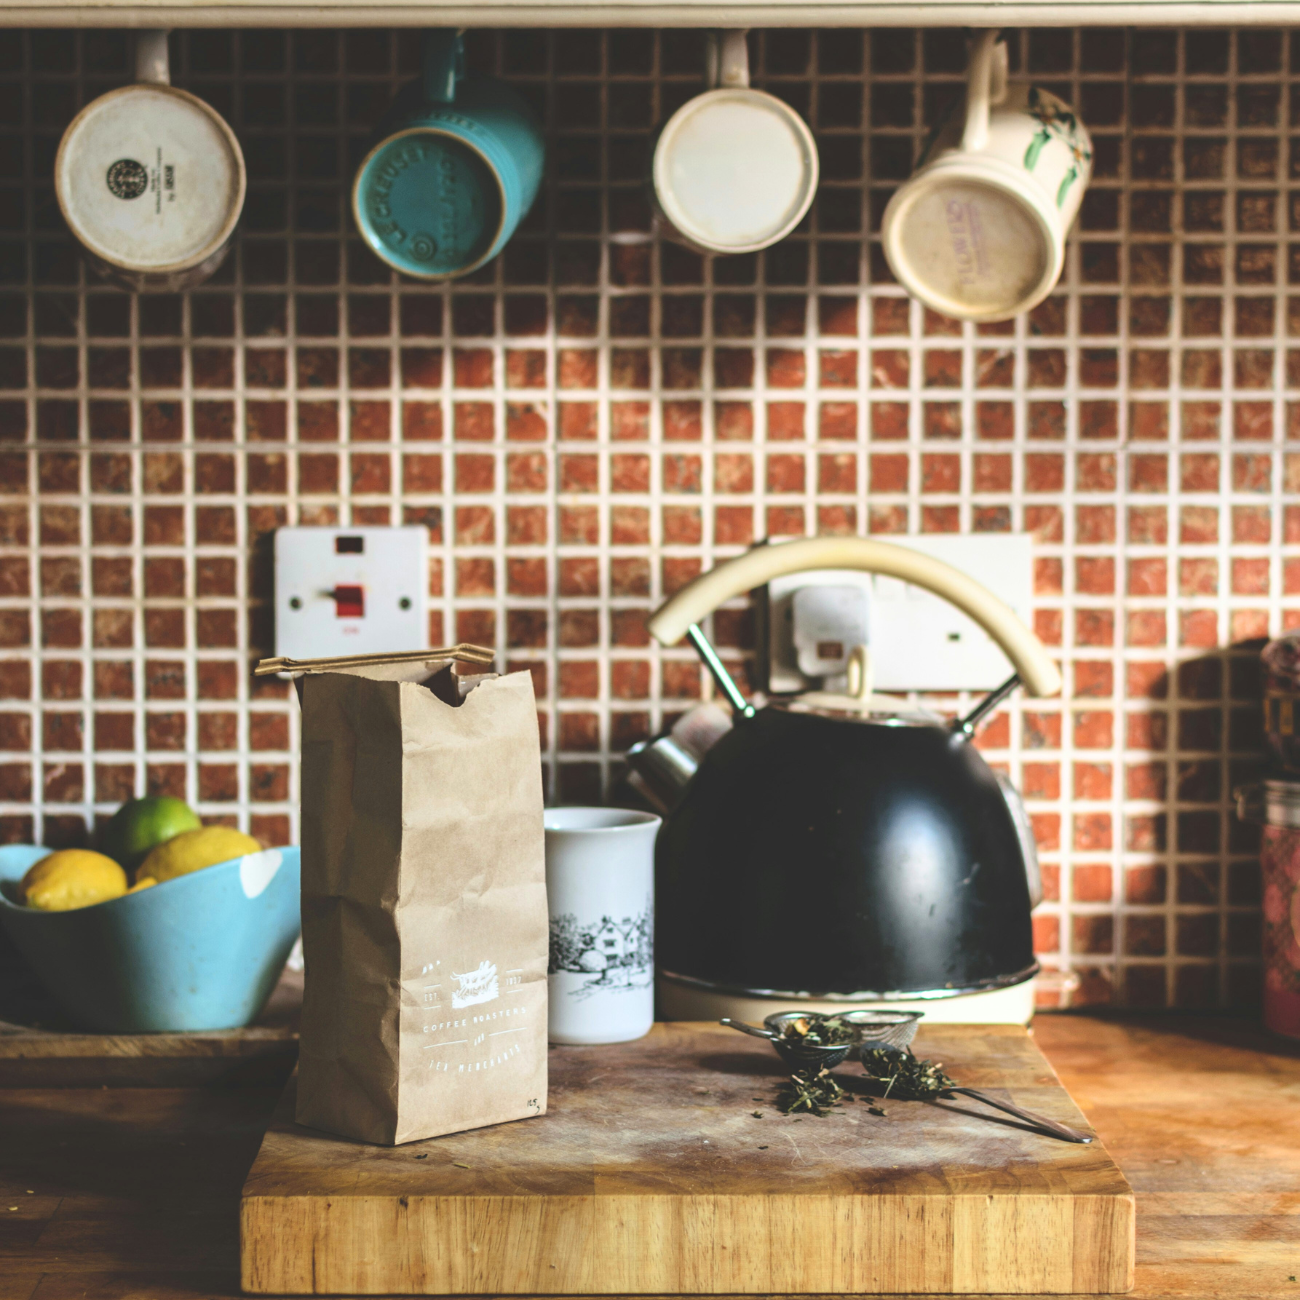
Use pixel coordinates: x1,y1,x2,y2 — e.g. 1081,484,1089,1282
545,807,659,1045
881,30,1092,322
652,30,818,256
55,31,246,293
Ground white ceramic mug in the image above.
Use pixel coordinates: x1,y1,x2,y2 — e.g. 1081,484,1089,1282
881,30,1092,322
652,30,818,256
545,807,659,1045
55,31,246,293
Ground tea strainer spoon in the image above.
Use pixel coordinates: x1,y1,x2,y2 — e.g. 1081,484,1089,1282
721,1009,924,1070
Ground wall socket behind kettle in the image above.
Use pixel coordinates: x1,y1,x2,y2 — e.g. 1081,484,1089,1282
758,533,1034,694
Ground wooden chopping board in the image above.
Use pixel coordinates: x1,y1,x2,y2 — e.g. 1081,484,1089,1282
240,1022,1134,1295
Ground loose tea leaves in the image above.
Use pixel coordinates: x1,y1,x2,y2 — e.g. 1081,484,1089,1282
776,1067,846,1116
777,1015,855,1048
860,1047,957,1100
761,1036,956,1122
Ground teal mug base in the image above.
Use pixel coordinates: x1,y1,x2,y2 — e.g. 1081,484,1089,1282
353,125,506,280
352,64,544,282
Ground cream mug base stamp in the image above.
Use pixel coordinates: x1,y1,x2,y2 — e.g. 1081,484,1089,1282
545,807,659,1046
652,30,818,257
882,30,1092,322
55,31,246,294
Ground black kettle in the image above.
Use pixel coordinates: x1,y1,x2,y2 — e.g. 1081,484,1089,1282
637,537,1060,1007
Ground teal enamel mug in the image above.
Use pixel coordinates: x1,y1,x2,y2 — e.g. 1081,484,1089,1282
353,30,544,280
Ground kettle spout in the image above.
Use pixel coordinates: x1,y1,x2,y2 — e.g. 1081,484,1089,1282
626,702,733,814
626,735,699,814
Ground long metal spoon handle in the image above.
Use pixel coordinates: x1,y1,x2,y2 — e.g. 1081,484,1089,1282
719,1017,776,1041
947,1087,1093,1144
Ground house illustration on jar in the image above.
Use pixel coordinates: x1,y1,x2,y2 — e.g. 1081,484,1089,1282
595,918,628,960
574,917,640,973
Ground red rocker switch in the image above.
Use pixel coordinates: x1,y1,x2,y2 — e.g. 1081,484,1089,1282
329,585,364,617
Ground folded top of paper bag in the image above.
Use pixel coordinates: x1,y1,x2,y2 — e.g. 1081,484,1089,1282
254,644,494,677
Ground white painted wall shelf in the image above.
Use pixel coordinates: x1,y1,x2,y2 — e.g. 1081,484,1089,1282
4,0,1298,27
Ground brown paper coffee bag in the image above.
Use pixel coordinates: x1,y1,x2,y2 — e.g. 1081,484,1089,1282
282,651,547,1145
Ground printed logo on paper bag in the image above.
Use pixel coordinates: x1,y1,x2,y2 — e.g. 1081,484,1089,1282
451,959,499,1008
418,959,529,1075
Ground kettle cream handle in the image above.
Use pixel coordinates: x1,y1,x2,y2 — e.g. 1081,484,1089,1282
647,537,1062,699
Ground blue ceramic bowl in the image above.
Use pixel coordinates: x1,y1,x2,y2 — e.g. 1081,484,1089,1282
0,843,300,1033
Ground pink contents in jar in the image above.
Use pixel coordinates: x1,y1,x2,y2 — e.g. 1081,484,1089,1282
1261,823,1300,1038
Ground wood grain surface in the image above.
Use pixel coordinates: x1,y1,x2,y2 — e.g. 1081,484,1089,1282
240,1022,1133,1295
1,1015,1297,1300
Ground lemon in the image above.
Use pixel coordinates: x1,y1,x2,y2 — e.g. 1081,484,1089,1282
126,876,157,894
140,826,262,884
100,796,202,875
22,850,128,912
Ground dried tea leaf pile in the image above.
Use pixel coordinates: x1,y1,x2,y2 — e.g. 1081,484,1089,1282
860,1048,957,1100
766,1037,959,1123
776,1067,845,1116
777,1015,855,1048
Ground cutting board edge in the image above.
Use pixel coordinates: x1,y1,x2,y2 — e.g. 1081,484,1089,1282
239,1187,1136,1295
238,1024,1136,1296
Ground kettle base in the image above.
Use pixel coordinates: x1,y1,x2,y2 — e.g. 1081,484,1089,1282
657,970,1037,1026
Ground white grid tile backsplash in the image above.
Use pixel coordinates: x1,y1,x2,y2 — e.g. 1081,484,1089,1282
0,25,1292,1009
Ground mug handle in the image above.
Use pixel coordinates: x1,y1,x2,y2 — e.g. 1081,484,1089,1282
704,30,750,90
960,29,1008,153
424,29,465,104
135,30,170,86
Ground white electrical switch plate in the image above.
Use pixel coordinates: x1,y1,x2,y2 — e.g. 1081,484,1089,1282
274,526,426,659
765,534,1034,693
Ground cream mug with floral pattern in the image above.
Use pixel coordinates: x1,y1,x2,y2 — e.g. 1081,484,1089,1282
882,30,1092,322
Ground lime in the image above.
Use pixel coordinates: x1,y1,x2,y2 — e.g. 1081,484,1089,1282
140,826,262,884
100,796,202,876
22,850,128,911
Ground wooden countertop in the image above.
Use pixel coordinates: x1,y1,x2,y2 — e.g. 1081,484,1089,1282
1,1014,1297,1300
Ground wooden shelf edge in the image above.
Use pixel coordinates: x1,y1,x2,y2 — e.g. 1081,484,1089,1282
0,967,302,1086
1,1,1298,25
0,1028,299,1086
0,1026,297,1057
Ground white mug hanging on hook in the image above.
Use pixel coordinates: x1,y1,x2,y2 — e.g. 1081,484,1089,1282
651,30,818,256
55,31,246,293
881,30,1092,322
